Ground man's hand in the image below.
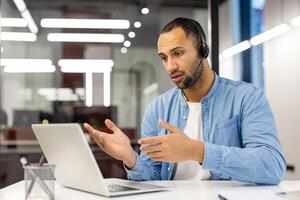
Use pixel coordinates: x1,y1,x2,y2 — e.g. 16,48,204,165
139,119,204,163
84,119,136,169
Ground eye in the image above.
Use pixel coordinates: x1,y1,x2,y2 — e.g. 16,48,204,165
160,56,167,62
174,51,183,57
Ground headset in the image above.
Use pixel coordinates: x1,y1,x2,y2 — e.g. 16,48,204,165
182,19,210,89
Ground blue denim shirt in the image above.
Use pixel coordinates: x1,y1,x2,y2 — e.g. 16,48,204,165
125,74,286,185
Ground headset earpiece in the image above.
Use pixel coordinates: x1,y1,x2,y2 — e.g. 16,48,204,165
200,41,210,58
182,19,210,89
192,20,210,59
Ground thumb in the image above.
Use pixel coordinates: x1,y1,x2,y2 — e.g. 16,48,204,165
104,119,121,133
158,119,178,133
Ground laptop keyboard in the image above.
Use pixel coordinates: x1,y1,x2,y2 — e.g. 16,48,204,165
106,181,165,193
121,181,161,190
107,183,139,193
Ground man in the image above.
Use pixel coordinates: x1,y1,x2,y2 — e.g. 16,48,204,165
84,17,286,184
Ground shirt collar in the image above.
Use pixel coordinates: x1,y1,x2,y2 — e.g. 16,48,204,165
178,72,219,104
201,72,219,103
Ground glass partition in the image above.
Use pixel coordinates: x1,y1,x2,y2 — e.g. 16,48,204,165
0,0,209,187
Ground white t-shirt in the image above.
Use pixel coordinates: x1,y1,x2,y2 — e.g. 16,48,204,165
173,102,211,180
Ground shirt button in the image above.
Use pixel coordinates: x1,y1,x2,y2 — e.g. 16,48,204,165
168,167,171,171
183,116,187,120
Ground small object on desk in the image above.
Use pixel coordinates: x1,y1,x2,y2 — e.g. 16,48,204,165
218,190,283,200
6,129,17,148
38,155,45,165
20,156,56,200
218,194,228,200
27,155,46,194
276,190,300,199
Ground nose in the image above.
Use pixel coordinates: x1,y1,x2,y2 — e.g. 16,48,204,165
165,57,178,74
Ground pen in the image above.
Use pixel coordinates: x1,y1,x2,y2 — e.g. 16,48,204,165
27,155,45,195
276,192,287,196
218,194,228,200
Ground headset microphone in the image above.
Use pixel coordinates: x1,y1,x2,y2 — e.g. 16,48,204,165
182,57,204,88
181,19,210,89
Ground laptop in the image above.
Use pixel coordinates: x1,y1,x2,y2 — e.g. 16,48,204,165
32,123,169,197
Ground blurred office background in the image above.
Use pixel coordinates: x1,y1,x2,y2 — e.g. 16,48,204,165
0,0,299,188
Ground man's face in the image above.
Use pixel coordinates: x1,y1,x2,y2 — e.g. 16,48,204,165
157,27,200,89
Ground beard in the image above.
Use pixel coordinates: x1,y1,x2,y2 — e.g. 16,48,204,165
175,59,204,90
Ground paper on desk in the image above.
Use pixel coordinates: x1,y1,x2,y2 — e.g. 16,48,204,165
218,190,283,200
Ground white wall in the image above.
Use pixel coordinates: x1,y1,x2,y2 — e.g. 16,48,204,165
264,0,300,179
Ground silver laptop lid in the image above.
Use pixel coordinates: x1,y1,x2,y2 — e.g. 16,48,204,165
32,123,110,196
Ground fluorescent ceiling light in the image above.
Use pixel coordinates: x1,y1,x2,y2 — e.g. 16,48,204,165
222,40,251,58
0,32,36,41
250,24,289,46
1,18,27,27
21,10,38,34
58,59,114,73
3,65,56,73
134,21,141,28
124,40,131,47
1,58,55,73
103,71,111,107
38,88,73,96
1,59,52,66
143,82,159,95
13,0,38,33
45,95,78,101
60,66,112,73
291,16,300,26
85,72,111,107
128,31,136,38
141,8,150,15
47,33,124,43
41,18,130,29
58,59,112,107
121,47,127,54
58,59,114,67
38,88,79,101
13,0,26,12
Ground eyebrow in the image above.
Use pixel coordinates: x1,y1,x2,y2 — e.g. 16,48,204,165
158,46,184,57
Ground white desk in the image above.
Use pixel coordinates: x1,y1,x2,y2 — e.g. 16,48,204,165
1,179,300,200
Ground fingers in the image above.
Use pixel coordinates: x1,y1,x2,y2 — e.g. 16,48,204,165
84,123,95,133
84,123,99,138
138,136,165,145
147,151,164,159
140,143,161,152
84,123,98,139
84,123,105,148
158,119,178,133
105,119,121,133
